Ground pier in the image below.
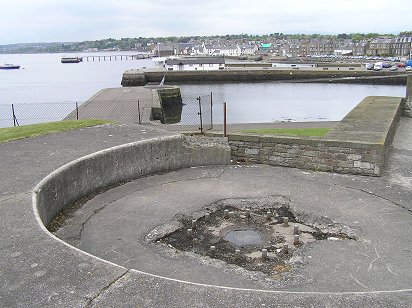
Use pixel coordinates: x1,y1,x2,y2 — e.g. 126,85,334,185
82,53,152,62
122,68,408,86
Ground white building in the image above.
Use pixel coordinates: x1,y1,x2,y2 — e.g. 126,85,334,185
201,43,242,57
164,57,225,71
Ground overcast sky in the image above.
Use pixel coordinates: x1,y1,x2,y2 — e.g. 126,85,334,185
1,0,411,44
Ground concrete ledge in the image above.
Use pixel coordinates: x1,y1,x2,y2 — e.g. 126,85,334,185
229,96,403,176
33,135,230,227
122,69,407,86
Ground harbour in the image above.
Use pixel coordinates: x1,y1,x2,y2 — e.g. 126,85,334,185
0,52,407,127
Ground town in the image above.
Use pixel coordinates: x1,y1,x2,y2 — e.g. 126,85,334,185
1,32,412,60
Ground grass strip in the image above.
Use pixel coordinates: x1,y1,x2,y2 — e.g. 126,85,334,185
240,127,330,137
0,119,111,144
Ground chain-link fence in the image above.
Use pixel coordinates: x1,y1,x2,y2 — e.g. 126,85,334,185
0,94,216,134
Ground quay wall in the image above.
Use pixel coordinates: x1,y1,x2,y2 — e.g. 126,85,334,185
121,69,407,86
228,96,403,176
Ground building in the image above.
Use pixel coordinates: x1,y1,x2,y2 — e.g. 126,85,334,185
307,39,337,56
366,38,394,56
352,41,369,56
392,37,412,58
156,43,176,57
239,44,258,56
164,57,225,71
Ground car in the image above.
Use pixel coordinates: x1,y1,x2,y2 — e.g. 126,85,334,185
406,66,412,71
389,65,398,71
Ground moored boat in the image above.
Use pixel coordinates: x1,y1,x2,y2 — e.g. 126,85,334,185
61,57,82,63
0,63,20,69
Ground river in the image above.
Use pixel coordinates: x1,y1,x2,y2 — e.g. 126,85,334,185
0,52,406,127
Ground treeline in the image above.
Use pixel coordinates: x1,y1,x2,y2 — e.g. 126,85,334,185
0,32,410,54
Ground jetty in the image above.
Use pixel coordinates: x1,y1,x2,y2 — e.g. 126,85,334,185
81,54,152,62
122,68,408,86
65,85,182,125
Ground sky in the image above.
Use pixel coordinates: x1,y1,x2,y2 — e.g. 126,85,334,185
1,0,411,44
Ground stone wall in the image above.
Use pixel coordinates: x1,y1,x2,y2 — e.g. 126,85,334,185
229,134,383,176
121,69,407,86
229,96,404,177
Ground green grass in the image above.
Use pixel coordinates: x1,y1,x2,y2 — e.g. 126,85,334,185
240,127,330,137
0,119,111,144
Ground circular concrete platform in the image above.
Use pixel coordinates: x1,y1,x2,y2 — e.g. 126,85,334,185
55,164,412,293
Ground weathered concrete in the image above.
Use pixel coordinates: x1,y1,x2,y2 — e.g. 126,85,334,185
1,120,412,307
229,96,403,176
122,68,408,86
406,73,412,100
325,96,403,145
65,86,183,124
34,135,231,226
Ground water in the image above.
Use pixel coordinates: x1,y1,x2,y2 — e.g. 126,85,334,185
0,53,406,126
0,52,154,102
224,229,263,247
177,83,405,123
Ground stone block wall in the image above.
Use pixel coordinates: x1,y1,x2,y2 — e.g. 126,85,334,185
229,134,384,176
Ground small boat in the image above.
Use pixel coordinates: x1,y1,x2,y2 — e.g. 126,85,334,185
61,57,82,63
0,63,20,69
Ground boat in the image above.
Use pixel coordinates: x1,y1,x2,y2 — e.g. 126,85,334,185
0,63,20,69
61,57,82,63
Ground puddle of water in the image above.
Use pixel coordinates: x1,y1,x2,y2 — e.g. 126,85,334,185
224,229,263,247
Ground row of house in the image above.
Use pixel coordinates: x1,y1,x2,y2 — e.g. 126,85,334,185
151,36,412,58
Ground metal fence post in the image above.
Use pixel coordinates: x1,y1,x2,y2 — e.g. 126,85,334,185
76,102,79,120
137,100,141,125
12,104,19,127
197,96,203,134
223,102,227,137
210,92,213,130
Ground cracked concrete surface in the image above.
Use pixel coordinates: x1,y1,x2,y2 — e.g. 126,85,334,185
54,118,412,296
55,163,412,293
2,118,412,307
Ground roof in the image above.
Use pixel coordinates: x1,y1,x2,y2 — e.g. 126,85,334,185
260,43,272,48
165,57,225,65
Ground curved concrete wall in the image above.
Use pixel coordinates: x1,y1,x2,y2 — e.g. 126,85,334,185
33,135,230,227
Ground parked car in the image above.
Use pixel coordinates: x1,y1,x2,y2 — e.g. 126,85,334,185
365,63,374,70
374,62,383,71
406,66,412,71
389,65,398,71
